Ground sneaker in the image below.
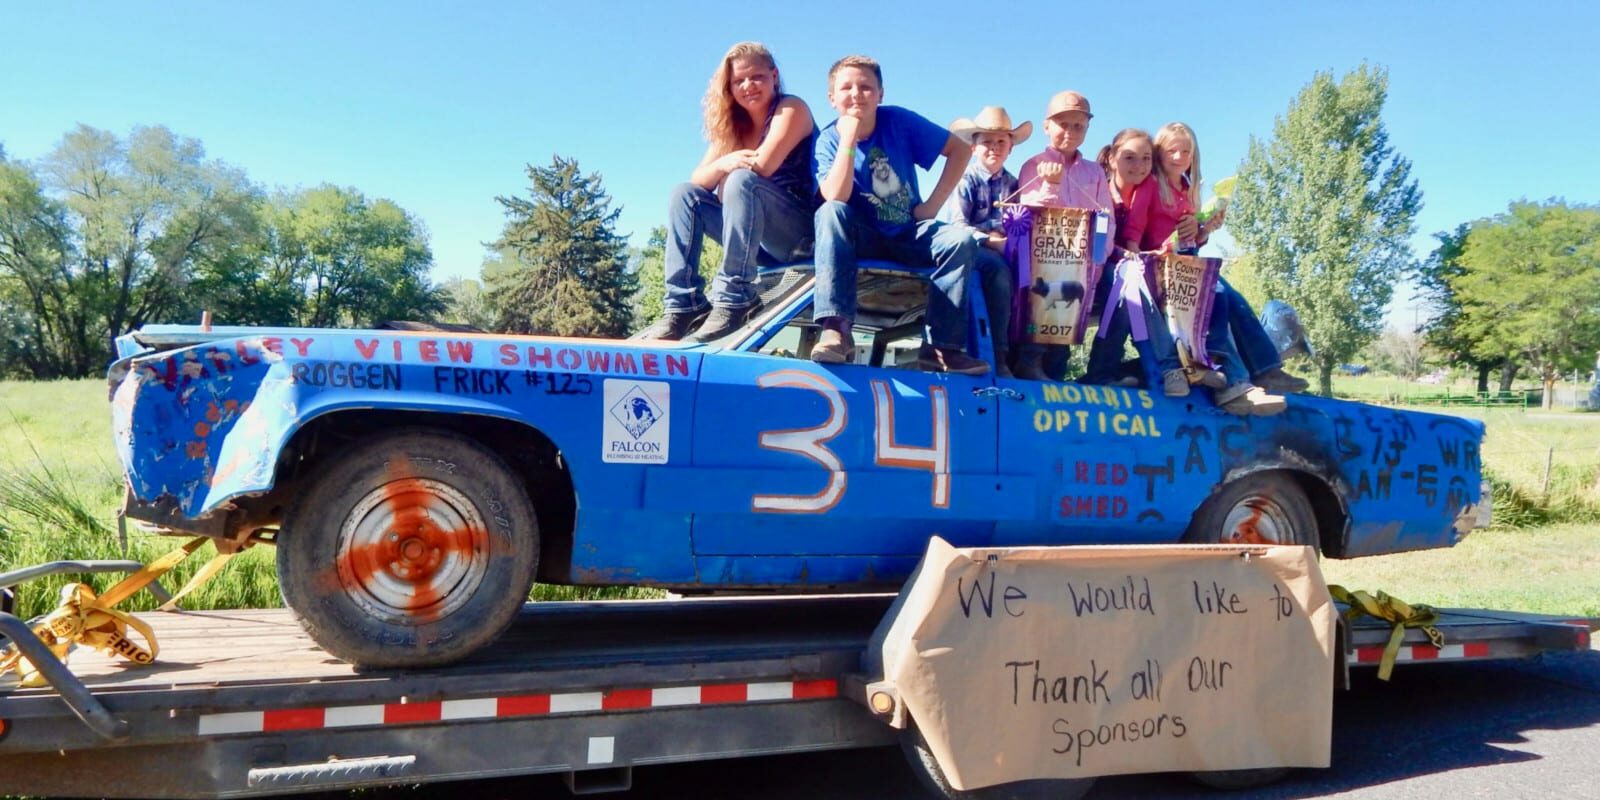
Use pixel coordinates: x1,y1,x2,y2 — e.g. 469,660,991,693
1187,367,1228,389
683,300,763,343
918,346,991,376
1255,367,1310,394
1161,369,1191,397
1219,383,1287,416
1111,375,1141,388
637,308,710,340
1013,351,1048,381
996,361,1014,379
811,329,855,364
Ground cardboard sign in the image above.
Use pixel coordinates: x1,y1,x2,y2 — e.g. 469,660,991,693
1160,255,1221,370
873,539,1334,789
1003,206,1106,345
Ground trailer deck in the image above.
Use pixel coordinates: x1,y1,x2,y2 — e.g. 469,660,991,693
0,595,1592,798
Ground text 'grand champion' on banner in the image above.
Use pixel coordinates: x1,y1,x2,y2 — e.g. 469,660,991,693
1002,206,1108,345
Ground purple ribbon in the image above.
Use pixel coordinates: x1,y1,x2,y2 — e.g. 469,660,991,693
1002,206,1034,346
1099,254,1154,342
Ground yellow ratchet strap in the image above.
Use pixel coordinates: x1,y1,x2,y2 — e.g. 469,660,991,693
1,536,230,688
1328,584,1444,681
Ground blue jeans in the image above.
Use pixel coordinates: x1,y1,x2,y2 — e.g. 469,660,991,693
813,201,974,351
1084,266,1182,386
1204,285,1252,386
1220,280,1283,378
973,245,1013,361
664,169,814,313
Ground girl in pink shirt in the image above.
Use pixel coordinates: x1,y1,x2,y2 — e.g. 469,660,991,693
1084,129,1187,394
1151,122,1284,415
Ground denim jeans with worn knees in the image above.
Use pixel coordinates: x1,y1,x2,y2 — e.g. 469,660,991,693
663,169,814,313
973,245,1012,359
1219,279,1282,378
813,201,974,351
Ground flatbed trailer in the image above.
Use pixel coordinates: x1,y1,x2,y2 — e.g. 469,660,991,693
1,592,1592,799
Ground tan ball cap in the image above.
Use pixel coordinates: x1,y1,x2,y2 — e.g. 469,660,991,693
1045,90,1092,120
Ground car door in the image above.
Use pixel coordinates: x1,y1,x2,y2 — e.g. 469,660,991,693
680,347,1006,558
993,375,1192,546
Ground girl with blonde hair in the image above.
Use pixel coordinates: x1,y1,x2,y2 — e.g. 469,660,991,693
1146,122,1295,414
640,42,818,342
1152,122,1309,399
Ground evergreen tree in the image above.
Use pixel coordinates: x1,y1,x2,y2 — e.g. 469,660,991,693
488,156,635,337
1229,64,1422,396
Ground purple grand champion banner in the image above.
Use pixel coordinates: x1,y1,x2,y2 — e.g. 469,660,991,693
1001,205,1106,346
1160,254,1222,370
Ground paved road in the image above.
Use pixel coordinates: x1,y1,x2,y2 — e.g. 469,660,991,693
379,647,1600,799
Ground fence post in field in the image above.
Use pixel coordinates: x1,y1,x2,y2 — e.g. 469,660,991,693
1542,447,1554,497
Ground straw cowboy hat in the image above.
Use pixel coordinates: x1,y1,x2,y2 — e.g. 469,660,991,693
949,106,1032,146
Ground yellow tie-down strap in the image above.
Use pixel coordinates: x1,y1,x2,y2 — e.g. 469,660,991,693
1,536,235,688
1329,584,1444,681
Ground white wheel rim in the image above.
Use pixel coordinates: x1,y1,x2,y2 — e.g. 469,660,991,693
335,477,490,624
1219,493,1298,545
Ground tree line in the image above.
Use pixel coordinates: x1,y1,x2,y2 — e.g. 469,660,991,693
4,68,1596,397
0,126,446,377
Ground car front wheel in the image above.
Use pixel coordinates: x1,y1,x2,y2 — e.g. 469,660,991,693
277,428,539,668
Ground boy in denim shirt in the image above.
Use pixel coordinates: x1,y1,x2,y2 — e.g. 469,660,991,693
809,55,987,375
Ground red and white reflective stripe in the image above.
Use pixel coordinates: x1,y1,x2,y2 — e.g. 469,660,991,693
1353,642,1491,664
196,679,837,736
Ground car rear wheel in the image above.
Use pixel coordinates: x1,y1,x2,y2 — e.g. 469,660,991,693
277,428,539,668
1181,472,1311,790
1183,472,1317,548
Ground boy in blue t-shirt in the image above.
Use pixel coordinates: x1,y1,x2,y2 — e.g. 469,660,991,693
809,55,988,375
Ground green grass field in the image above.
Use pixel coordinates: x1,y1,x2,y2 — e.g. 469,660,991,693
1,378,1596,620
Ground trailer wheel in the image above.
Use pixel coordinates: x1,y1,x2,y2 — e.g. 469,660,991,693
277,428,539,668
900,722,1094,800
1183,472,1317,548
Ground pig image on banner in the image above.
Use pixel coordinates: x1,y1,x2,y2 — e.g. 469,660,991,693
1002,206,1107,346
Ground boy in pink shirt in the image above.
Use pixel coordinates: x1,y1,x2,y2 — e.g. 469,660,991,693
1012,90,1113,380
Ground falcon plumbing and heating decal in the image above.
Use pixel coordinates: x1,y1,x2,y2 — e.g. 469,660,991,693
603,379,670,464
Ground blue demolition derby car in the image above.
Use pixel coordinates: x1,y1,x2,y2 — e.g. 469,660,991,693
110,263,1488,667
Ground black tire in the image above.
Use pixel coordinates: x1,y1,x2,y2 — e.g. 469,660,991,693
900,722,1094,800
1183,472,1318,548
277,428,539,668
1188,766,1292,790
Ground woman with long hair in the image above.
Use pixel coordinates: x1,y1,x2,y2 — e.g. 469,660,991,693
639,42,818,342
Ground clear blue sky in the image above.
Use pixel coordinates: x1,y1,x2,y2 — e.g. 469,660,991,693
4,1,1597,325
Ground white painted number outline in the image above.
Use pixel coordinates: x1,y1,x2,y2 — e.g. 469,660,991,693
752,370,950,513
871,380,950,508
